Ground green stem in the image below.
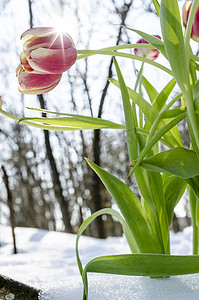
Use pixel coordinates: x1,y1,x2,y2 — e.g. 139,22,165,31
138,63,144,128
193,225,199,255
189,186,199,255
183,0,199,157
186,94,199,156
129,112,186,176
192,222,199,255
78,50,173,76
147,92,182,143
77,43,154,59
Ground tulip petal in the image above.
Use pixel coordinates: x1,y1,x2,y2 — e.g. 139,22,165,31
28,47,77,74
23,34,75,56
21,27,56,41
192,8,199,40
134,48,159,60
16,64,23,77
18,80,61,95
20,52,34,72
182,0,192,26
18,70,62,94
134,35,161,60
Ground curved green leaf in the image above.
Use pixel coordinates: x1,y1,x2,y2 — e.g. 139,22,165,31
160,0,199,156
82,253,199,299
140,148,199,179
187,176,199,199
113,57,138,162
163,175,186,224
129,113,186,176
77,43,156,60
86,158,163,254
78,50,173,75
152,78,176,112
153,0,160,16
75,208,139,277
109,78,182,148
142,76,158,103
160,0,190,98
84,253,199,277
19,115,125,130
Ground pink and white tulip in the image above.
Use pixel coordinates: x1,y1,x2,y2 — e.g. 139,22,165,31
17,27,77,94
134,35,161,60
182,0,199,42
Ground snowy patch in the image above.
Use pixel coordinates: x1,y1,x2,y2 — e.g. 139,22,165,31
0,226,198,299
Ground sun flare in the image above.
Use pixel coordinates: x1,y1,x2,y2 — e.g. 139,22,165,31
53,19,67,35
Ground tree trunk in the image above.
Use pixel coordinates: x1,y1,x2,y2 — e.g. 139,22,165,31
0,274,40,300
1,166,17,254
38,95,73,233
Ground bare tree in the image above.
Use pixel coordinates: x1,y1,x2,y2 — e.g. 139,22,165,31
1,165,17,254
38,95,73,232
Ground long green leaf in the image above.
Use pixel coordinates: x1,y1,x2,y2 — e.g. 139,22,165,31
84,253,199,276
142,76,158,103
0,108,82,131
75,208,139,276
109,78,160,123
142,170,169,253
78,50,173,75
146,94,184,147
129,113,186,176
160,0,199,156
112,58,162,225
162,108,186,119
82,253,199,299
163,175,186,224
75,208,137,300
19,115,125,130
152,78,176,112
109,78,182,148
140,148,199,179
187,176,199,199
86,158,163,254
160,0,190,98
77,43,157,60
113,57,138,161
153,0,160,16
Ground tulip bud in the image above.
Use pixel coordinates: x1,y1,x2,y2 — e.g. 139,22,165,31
17,27,77,94
134,35,161,60
182,0,199,42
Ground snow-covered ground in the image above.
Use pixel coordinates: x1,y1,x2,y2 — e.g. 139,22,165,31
1,225,199,299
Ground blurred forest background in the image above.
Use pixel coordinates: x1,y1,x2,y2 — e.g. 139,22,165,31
0,0,192,241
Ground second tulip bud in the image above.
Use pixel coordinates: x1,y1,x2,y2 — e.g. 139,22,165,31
182,0,199,42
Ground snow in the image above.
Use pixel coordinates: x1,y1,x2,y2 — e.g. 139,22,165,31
0,225,199,299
